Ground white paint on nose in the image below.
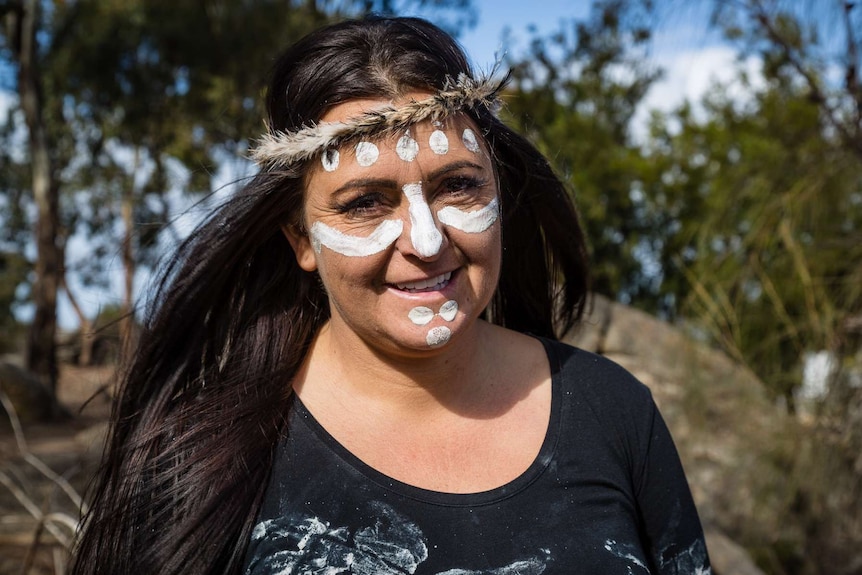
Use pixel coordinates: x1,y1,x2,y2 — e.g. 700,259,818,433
402,182,443,258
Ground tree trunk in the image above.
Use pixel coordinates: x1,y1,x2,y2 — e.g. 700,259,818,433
16,0,61,390
61,275,95,366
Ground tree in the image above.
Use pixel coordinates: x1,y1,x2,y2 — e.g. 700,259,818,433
502,0,663,306
643,78,862,407
0,0,475,380
637,16,862,570
710,0,862,161
2,0,62,388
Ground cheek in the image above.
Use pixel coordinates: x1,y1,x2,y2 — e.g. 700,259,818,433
314,251,385,291
451,223,502,275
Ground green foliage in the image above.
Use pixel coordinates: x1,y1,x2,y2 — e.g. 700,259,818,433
503,0,662,305
503,0,862,411
643,5,862,568
645,75,862,404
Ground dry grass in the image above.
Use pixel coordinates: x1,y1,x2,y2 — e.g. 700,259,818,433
0,364,115,575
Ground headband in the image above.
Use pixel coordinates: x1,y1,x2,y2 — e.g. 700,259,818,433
250,73,504,169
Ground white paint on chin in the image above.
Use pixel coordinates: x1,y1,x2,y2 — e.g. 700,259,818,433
309,219,403,257
437,196,499,234
396,131,419,161
426,326,451,347
354,141,379,167
461,129,480,153
429,130,449,154
439,300,458,321
407,300,458,326
408,307,434,326
321,148,340,171
402,183,443,257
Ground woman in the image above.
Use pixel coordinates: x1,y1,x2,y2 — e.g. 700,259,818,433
72,16,710,575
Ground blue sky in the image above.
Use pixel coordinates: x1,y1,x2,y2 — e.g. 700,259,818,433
457,0,593,69
400,0,747,137
404,0,726,70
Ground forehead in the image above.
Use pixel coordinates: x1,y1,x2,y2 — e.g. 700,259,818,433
305,114,490,189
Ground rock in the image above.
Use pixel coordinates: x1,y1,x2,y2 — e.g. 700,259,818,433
705,529,765,575
563,294,789,572
566,293,612,353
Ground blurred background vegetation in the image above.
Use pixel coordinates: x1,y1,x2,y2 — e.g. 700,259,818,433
1,0,860,573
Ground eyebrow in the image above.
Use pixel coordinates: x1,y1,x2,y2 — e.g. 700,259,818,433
328,160,488,197
331,178,400,197
426,160,488,182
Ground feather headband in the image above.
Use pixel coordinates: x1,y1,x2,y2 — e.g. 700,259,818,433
250,73,504,169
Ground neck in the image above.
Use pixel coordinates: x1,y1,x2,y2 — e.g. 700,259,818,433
295,319,500,417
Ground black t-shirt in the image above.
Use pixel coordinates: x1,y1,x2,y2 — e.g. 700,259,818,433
244,339,711,574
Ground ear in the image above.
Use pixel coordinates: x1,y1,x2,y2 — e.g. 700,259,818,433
281,224,318,272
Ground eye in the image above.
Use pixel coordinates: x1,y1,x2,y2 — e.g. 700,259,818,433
335,192,387,218
441,175,487,197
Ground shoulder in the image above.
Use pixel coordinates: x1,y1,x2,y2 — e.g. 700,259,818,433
540,338,663,470
540,337,654,409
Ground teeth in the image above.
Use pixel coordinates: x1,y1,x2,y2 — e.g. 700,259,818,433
396,271,452,292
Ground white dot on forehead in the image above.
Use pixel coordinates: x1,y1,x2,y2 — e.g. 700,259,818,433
321,148,340,172
354,141,379,167
396,131,420,162
429,130,449,155
462,129,480,153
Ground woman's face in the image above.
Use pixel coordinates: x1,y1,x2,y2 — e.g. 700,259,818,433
286,96,502,355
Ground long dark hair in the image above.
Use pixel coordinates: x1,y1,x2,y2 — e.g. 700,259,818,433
71,16,589,575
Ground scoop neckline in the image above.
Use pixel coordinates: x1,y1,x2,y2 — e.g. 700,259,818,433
292,336,564,507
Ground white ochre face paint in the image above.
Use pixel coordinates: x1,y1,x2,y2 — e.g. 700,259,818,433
310,219,403,257
437,196,499,234
429,130,449,155
461,129,480,153
402,182,443,257
396,131,420,161
438,299,458,321
354,141,379,167
408,307,435,326
321,148,340,171
408,300,459,347
408,300,458,326
426,326,452,347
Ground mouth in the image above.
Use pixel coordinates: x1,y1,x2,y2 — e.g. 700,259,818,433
392,271,453,293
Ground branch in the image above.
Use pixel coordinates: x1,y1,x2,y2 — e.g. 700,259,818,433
0,471,74,548
843,0,862,128
0,390,88,513
59,274,91,333
749,0,862,158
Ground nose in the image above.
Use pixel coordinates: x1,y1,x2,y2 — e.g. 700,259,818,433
399,182,446,259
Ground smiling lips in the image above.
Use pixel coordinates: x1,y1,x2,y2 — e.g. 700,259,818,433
393,271,452,293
